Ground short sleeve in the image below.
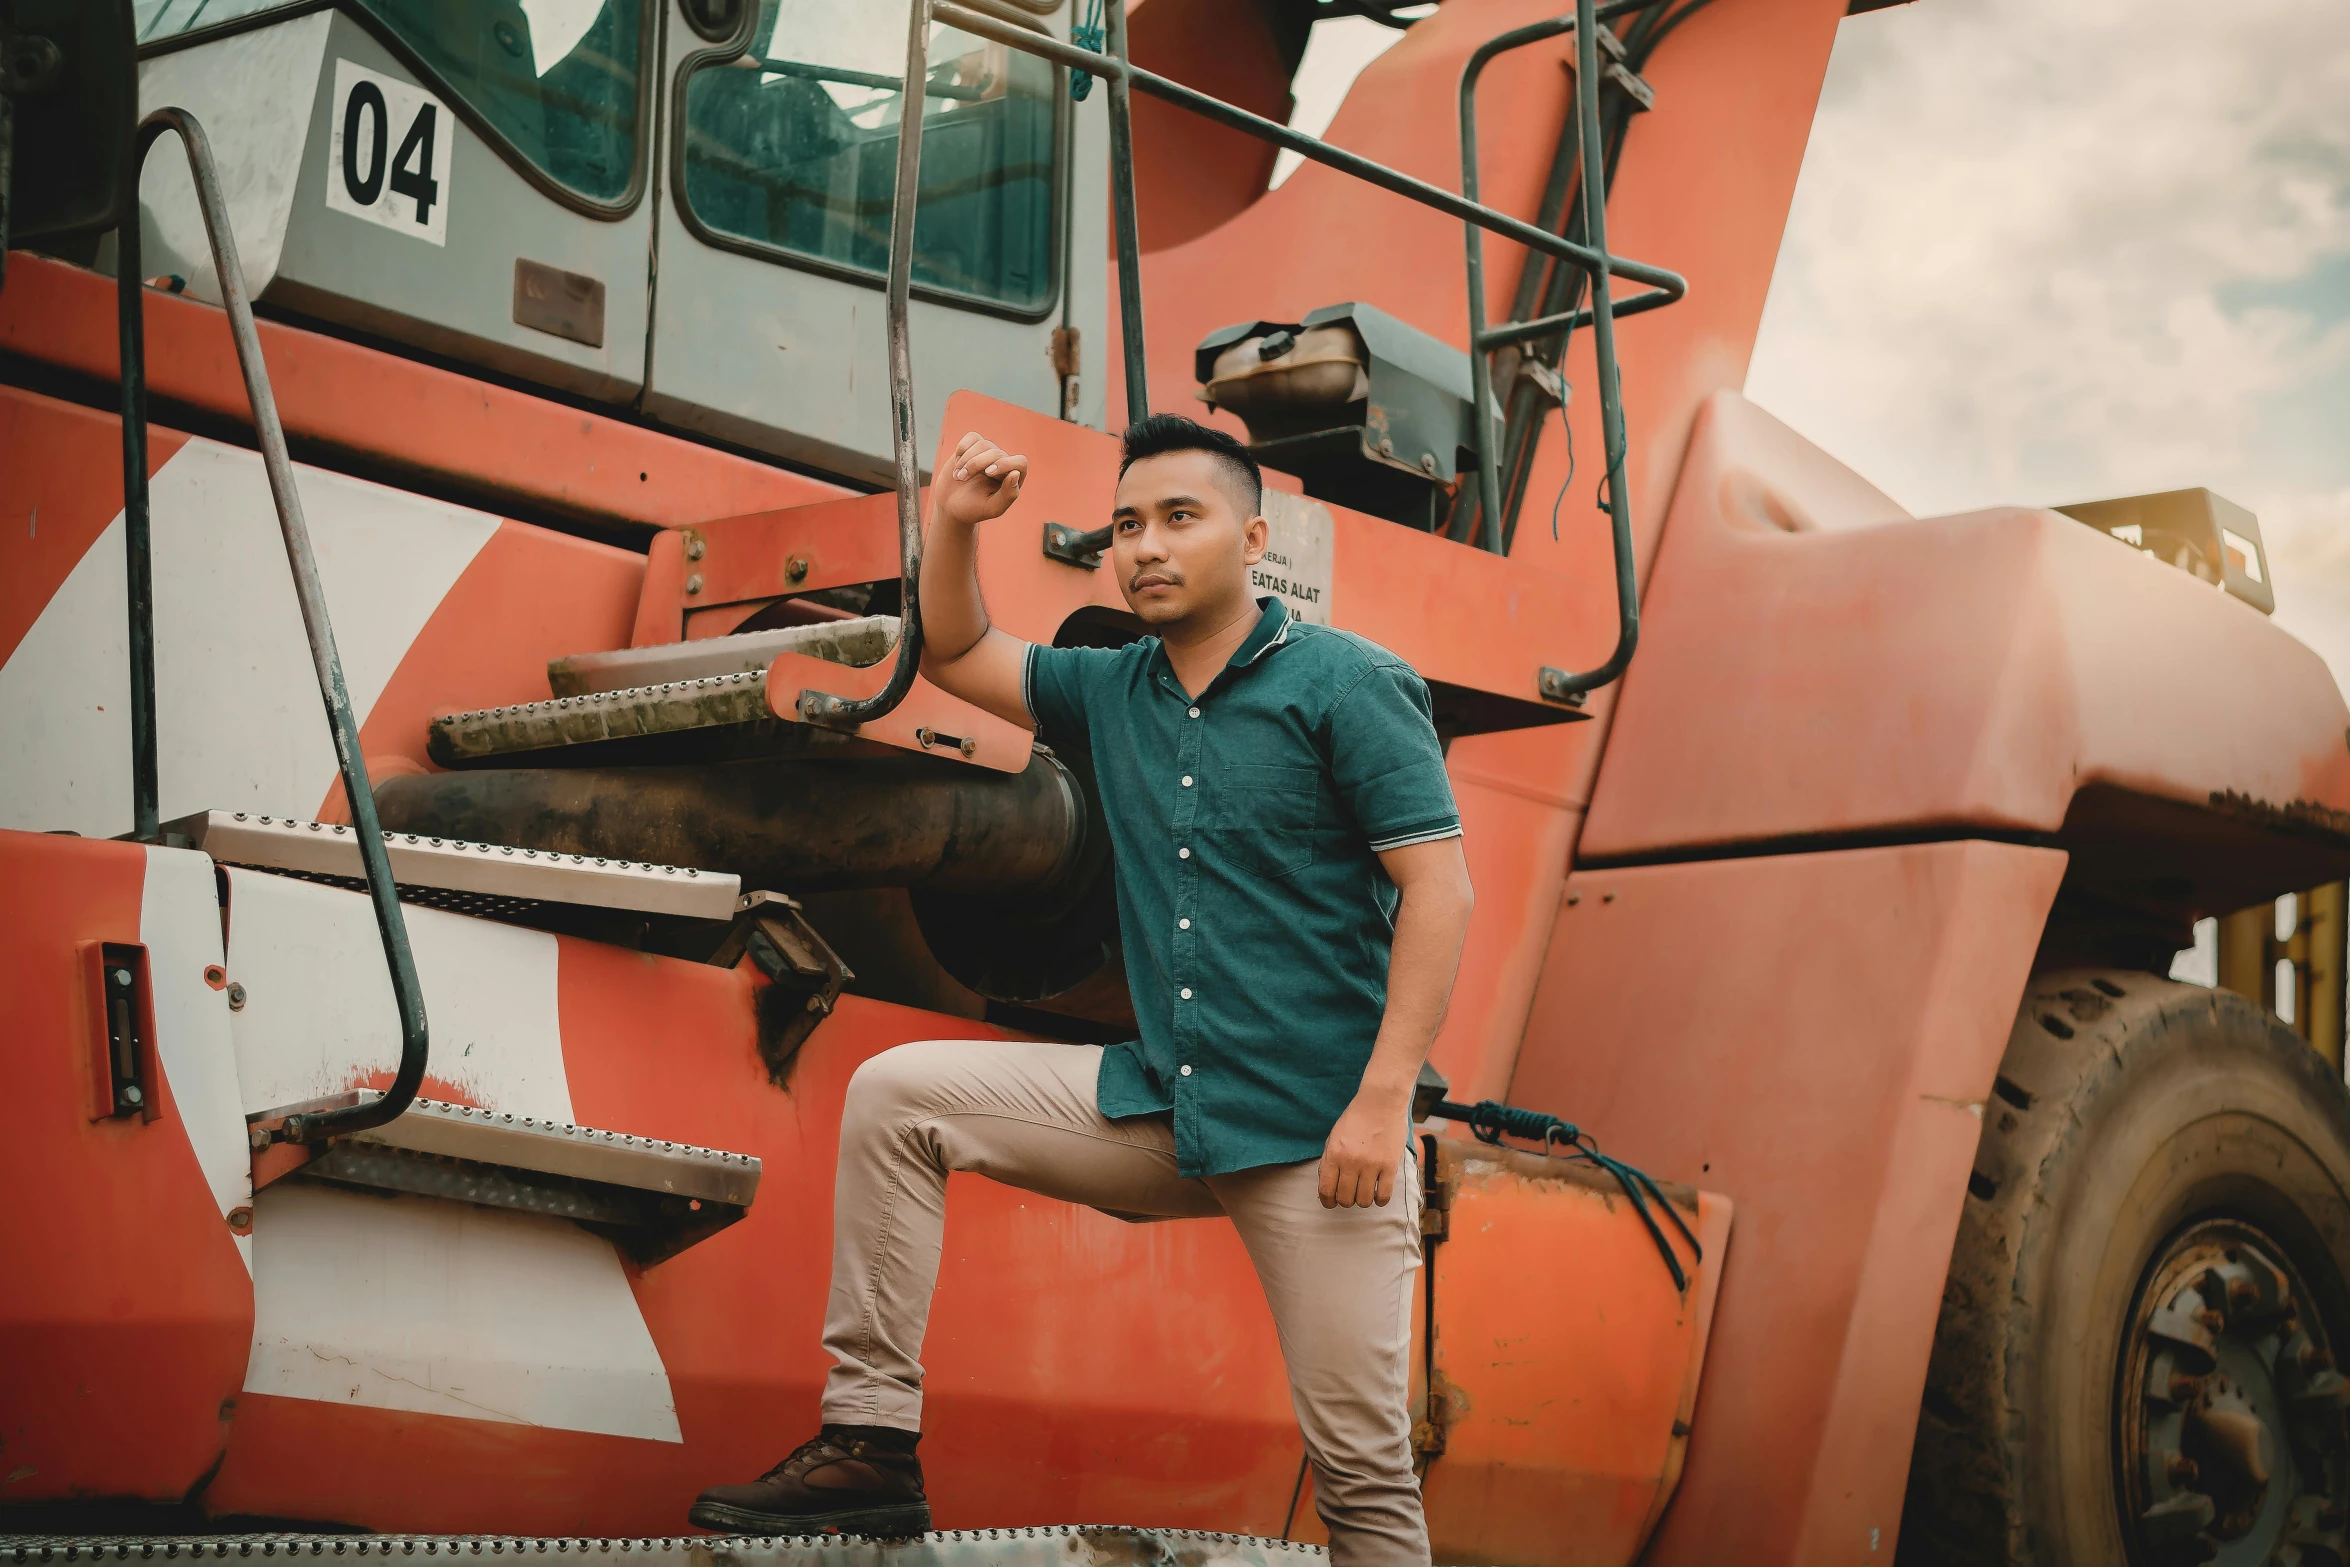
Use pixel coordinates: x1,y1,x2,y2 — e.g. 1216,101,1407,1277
1327,662,1461,851
1025,642,1116,751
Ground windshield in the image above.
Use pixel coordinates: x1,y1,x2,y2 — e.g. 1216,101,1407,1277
136,0,645,208
680,2,1058,314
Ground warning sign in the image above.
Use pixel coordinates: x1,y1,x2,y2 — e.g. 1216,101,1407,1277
1253,490,1335,627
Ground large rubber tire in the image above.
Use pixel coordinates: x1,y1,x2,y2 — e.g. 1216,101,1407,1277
1901,970,2350,1565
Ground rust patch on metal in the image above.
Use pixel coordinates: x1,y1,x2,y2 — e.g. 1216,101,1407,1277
2209,790,2350,850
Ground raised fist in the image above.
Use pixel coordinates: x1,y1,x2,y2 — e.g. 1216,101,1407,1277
936,431,1029,527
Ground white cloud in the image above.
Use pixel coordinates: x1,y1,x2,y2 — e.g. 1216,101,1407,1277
1748,0,2350,680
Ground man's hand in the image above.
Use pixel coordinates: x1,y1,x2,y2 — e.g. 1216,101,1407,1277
1318,1086,1411,1209
937,431,1028,528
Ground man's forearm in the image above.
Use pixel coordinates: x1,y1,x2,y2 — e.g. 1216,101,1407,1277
1356,873,1474,1112
919,509,990,670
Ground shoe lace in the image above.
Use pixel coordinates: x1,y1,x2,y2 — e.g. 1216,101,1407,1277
759,1434,845,1482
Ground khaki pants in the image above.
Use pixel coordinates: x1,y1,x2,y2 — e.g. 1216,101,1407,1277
820,1038,1428,1567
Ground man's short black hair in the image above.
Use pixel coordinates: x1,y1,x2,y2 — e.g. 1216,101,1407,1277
1118,413,1264,517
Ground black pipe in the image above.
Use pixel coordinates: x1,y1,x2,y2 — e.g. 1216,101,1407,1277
374,751,1091,901
1540,0,1641,699
115,188,158,844
1104,0,1151,419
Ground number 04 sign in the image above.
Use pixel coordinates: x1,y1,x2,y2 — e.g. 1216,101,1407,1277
325,58,452,245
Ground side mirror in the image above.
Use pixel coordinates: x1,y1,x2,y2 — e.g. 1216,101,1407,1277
1,0,137,282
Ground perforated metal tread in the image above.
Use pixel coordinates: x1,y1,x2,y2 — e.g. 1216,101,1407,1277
0,1529,1325,1567
171,811,740,921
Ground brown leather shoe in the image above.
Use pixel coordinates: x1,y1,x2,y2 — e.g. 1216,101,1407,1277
688,1426,930,1538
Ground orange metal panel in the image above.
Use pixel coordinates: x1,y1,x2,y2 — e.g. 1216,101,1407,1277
764,651,1036,773
0,831,254,1504
1508,839,2068,1566
335,519,644,807
1419,1140,1732,1567
0,256,849,531
1580,393,2350,860
1,386,190,667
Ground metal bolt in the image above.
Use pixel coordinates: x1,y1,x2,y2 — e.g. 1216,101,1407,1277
960,736,978,758
2170,1372,2203,1402
2167,1454,2199,1485
123,1085,143,1106
683,535,706,562
226,982,247,1011
786,555,811,583
112,967,133,988
685,573,704,595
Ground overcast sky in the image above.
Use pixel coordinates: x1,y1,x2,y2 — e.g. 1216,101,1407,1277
1292,1,2349,677
1746,0,2350,682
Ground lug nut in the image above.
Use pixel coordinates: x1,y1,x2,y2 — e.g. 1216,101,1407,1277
2170,1373,2203,1403
2168,1455,2200,1485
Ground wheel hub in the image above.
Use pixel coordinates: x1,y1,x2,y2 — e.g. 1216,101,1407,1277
2120,1220,2350,1565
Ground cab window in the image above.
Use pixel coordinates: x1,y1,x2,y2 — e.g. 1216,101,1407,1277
680,3,1058,314
136,0,646,209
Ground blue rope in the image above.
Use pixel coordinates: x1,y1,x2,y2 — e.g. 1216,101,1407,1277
1069,0,1105,99
1432,1098,1701,1291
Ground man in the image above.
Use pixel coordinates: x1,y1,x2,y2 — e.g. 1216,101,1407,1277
689,415,1474,1567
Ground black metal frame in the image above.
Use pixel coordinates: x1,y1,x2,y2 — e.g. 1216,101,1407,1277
117,107,428,1143
806,0,1687,727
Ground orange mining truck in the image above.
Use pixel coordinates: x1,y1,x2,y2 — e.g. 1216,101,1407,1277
5,0,2350,1563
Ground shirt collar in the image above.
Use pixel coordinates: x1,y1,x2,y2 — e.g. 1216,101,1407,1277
1230,596,1293,668
1148,597,1293,694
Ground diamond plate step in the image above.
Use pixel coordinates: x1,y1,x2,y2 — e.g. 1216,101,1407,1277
0,1529,1326,1567
250,1094,762,1267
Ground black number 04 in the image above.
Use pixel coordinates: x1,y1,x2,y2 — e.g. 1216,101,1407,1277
341,80,440,225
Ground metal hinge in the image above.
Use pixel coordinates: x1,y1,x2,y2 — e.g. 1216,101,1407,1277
1043,521,1112,571
710,891,854,1085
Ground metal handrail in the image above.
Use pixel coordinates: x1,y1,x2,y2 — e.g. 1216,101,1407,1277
117,108,429,1144
1461,0,1650,694
811,0,1686,727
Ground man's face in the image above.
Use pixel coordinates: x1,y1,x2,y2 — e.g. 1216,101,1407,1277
1109,450,1268,627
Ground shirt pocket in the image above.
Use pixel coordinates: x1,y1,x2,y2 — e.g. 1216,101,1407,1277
1212,763,1322,880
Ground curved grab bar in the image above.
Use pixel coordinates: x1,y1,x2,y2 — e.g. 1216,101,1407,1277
118,109,428,1142
801,0,1147,733
794,0,934,733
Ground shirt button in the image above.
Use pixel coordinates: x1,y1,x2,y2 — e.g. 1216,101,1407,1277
1188,707,1200,719
1178,918,1191,930
1181,775,1193,787
1180,1064,1193,1076
1180,987,1193,999
1178,847,1191,859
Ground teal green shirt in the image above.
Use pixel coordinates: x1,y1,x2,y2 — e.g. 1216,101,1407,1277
1025,597,1462,1177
